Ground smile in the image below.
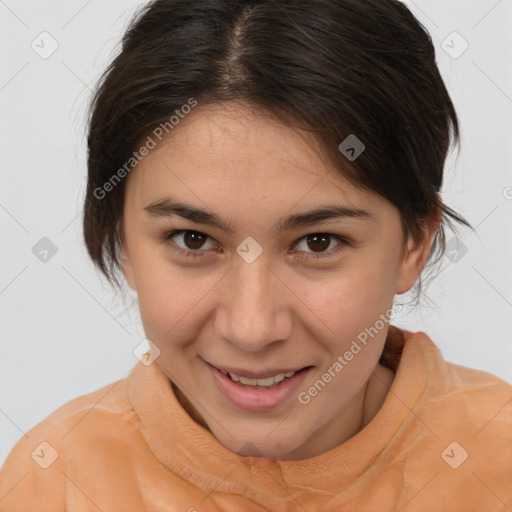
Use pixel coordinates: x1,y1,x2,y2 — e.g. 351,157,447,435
206,362,313,412
218,368,299,388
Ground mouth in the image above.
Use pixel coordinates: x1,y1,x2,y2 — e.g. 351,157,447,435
206,362,314,412
216,366,310,389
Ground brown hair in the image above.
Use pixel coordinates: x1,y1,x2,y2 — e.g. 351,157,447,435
83,0,471,364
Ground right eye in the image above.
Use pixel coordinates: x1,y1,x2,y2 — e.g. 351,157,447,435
162,230,219,258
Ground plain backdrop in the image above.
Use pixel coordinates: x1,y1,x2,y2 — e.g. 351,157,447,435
1,0,511,468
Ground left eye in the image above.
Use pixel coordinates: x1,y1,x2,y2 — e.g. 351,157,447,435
292,233,345,258
163,230,348,260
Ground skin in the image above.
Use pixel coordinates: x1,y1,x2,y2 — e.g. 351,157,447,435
120,102,439,461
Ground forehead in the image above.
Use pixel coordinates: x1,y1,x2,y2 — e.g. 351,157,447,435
148,103,332,176
124,103,388,218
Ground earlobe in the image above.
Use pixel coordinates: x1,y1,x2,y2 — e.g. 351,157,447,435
120,247,136,291
118,220,136,291
395,215,441,295
395,240,421,295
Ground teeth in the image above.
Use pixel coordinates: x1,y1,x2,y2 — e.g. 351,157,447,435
227,370,298,387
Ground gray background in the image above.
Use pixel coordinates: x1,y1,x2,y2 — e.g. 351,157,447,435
1,0,511,468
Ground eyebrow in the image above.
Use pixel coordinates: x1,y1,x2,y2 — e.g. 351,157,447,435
144,197,373,234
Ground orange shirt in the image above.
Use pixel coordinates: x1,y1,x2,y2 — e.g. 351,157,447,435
1,328,511,511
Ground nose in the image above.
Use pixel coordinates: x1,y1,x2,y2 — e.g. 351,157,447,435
214,253,293,353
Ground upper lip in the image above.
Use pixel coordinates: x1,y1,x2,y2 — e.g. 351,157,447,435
207,362,311,379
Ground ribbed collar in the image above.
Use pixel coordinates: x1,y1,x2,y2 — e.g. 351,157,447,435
127,326,431,507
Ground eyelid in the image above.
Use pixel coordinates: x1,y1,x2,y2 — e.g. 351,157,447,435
163,229,351,260
164,230,218,257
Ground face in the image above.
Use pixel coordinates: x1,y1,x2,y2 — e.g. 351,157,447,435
120,103,435,461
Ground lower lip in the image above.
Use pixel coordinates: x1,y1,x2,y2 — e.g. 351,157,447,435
207,363,313,412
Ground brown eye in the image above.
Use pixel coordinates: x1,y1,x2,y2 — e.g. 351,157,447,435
292,233,348,260
164,230,217,258
182,231,207,250
306,234,331,252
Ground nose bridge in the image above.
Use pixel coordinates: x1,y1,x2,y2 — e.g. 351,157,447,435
216,253,291,351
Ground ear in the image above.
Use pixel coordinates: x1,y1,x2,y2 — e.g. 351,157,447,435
118,220,136,291
395,210,441,295
120,246,136,291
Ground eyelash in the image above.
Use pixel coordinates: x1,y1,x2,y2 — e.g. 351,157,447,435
162,230,350,261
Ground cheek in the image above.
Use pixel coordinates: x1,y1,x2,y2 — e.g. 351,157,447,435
132,255,217,346
345,241,401,310
299,257,397,352
297,268,394,416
